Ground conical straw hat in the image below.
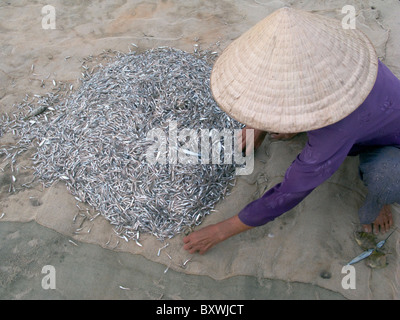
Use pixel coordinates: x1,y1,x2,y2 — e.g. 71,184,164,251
210,7,378,133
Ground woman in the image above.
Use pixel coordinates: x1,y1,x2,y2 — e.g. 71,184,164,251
183,7,400,254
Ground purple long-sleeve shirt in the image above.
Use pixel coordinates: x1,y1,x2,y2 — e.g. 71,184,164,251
238,60,400,227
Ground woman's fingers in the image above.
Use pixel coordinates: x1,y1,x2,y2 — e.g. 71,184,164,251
238,127,254,155
239,127,268,156
183,224,221,254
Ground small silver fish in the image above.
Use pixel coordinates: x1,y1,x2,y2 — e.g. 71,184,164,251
24,106,48,120
119,286,130,290
135,239,142,247
347,248,375,265
376,228,397,249
68,239,79,247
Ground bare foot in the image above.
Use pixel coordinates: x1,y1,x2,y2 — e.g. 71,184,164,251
362,204,393,234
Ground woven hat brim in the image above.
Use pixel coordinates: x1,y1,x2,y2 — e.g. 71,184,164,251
210,8,379,133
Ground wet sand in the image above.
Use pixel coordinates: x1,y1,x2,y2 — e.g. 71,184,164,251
0,221,345,299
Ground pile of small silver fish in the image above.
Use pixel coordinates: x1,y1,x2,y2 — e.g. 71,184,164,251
0,47,241,241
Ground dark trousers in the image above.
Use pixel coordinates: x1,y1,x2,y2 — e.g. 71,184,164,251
358,146,400,224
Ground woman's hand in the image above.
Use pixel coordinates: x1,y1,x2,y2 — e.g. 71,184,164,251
240,126,267,155
183,215,253,254
239,127,298,155
183,224,222,255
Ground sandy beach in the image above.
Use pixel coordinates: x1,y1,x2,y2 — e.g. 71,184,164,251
1,0,399,300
